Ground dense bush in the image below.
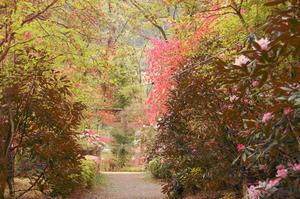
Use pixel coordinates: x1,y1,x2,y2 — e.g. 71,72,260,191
147,0,300,198
153,69,242,197
0,47,86,198
47,159,97,197
79,159,97,188
148,157,171,179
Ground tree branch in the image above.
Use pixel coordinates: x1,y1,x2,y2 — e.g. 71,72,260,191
0,29,14,63
5,108,15,156
15,167,47,199
128,0,168,41
21,0,59,26
230,0,249,31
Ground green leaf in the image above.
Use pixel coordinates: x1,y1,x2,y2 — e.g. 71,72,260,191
232,154,241,165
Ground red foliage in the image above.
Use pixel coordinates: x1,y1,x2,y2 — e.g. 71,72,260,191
98,111,117,124
146,14,216,124
146,38,185,124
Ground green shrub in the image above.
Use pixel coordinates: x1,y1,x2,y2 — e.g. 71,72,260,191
79,159,97,188
93,172,105,186
43,158,97,197
148,157,170,179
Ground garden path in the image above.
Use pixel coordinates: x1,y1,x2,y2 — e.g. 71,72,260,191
71,172,165,199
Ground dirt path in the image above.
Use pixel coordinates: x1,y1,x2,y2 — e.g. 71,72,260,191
75,172,165,199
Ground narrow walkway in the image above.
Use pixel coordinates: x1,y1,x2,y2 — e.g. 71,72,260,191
78,172,165,199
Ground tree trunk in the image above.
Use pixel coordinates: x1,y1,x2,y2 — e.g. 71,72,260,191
0,155,8,199
0,108,16,199
7,148,15,199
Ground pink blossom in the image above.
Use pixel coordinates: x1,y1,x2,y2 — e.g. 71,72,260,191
192,149,198,155
237,144,245,152
86,129,95,135
248,185,261,199
228,105,233,110
283,107,293,115
234,55,250,66
266,178,281,190
262,112,274,123
0,117,5,124
276,167,288,178
276,164,285,170
292,163,300,172
35,38,43,45
24,31,32,40
243,98,250,105
230,95,239,102
223,104,233,110
252,80,259,87
232,87,238,94
256,38,270,51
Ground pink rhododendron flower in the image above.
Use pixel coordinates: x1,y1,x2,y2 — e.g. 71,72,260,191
228,104,233,110
283,107,293,115
230,95,239,102
234,55,250,66
276,166,288,178
242,98,250,105
252,80,259,87
192,149,197,155
248,185,261,199
292,163,300,172
237,144,245,152
262,112,274,123
266,178,281,190
256,38,270,50
232,87,238,94
223,104,234,110
276,164,285,170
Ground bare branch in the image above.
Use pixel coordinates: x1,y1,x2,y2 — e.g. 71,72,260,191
21,0,59,26
230,0,249,31
0,30,14,63
128,0,168,41
16,167,47,199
